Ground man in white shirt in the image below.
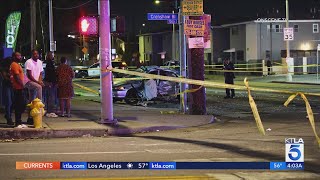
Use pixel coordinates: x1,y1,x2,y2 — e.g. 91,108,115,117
25,50,44,100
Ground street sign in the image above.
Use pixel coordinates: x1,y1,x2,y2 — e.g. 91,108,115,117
184,19,205,36
317,44,320,51
82,47,88,54
147,13,178,21
182,0,204,16
167,19,178,24
283,27,294,41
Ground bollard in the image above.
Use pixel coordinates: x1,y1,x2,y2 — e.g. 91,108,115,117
27,98,46,128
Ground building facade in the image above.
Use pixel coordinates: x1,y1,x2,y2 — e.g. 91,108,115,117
138,31,212,66
218,20,320,63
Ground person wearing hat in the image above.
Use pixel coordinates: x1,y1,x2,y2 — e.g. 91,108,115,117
223,58,235,99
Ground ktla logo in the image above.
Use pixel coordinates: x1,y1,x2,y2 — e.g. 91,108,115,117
285,138,304,162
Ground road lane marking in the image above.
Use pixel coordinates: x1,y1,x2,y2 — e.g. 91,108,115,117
25,176,217,180
0,151,145,156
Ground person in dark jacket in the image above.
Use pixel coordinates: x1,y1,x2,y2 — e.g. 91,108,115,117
44,52,58,117
267,59,272,75
223,58,235,99
0,56,14,125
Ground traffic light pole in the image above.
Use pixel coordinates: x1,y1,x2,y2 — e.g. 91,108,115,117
30,0,36,50
179,0,187,113
99,0,115,123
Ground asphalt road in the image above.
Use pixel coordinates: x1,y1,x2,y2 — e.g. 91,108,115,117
0,118,319,179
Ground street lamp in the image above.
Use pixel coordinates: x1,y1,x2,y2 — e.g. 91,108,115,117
154,0,178,60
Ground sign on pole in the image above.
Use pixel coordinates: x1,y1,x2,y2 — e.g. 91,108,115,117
147,13,178,21
317,44,320,51
167,19,178,24
188,37,204,49
182,0,204,16
283,27,294,41
184,19,205,36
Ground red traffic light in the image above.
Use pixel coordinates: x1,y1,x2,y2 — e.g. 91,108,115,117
79,16,98,35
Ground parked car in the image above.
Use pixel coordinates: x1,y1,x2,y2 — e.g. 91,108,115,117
87,61,128,78
112,67,180,105
73,66,89,78
71,61,127,78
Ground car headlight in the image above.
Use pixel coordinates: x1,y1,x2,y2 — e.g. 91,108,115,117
75,70,79,73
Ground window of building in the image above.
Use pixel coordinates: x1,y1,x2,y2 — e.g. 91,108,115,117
313,24,319,33
294,24,299,32
236,50,244,61
305,51,311,57
274,24,283,33
231,26,239,35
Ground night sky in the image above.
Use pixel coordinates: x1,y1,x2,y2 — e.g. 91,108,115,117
0,0,319,54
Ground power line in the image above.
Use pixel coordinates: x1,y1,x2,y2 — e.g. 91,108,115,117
52,0,95,10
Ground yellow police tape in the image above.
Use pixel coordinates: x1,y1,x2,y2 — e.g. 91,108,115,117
110,68,320,145
176,86,204,114
284,93,320,148
244,78,266,135
73,82,99,95
272,63,320,68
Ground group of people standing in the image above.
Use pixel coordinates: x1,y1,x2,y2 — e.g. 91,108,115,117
0,50,74,128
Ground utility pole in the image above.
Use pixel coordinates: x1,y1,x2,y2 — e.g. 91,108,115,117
30,0,37,51
187,16,206,115
99,0,114,123
48,0,55,52
270,22,273,64
179,0,187,113
172,10,176,60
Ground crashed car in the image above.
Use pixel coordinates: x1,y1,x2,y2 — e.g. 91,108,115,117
113,67,180,105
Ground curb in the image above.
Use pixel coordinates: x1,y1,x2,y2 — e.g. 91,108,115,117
0,129,108,140
108,126,186,136
271,81,320,85
0,116,217,140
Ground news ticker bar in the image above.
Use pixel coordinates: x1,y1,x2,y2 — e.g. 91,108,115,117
16,162,304,170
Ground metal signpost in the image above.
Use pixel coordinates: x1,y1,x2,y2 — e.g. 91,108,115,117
285,0,292,82
284,27,294,82
317,44,320,80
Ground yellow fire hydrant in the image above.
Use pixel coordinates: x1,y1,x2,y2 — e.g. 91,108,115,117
27,98,45,128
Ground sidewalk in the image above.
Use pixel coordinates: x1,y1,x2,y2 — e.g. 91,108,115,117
0,97,215,140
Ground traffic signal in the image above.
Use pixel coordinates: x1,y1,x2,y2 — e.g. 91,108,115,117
79,16,98,36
